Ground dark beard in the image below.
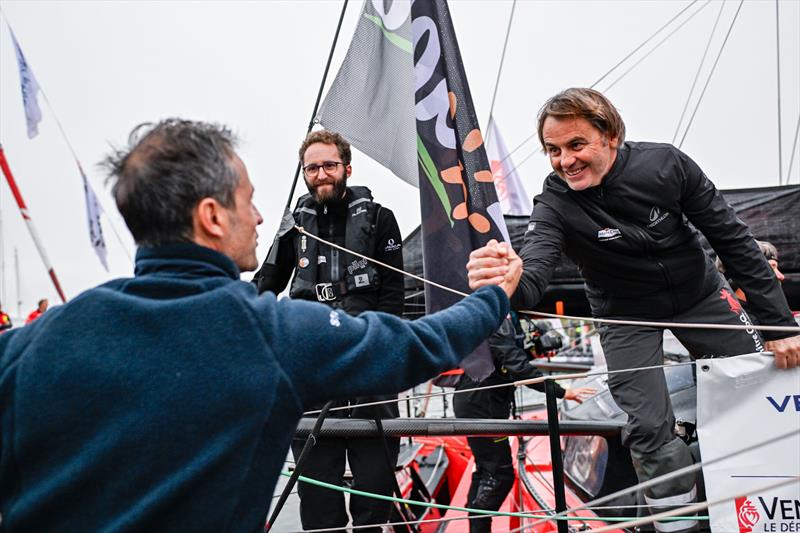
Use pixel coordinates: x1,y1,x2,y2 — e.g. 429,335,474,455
307,178,347,204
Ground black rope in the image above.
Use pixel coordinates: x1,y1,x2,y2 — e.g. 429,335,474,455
373,410,418,532
265,401,334,532
678,0,745,149
284,0,349,210
672,0,726,144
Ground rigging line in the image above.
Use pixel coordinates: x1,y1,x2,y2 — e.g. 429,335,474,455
497,146,538,183
590,0,700,89
278,469,707,523
603,0,713,93
299,225,800,334
292,513,478,533
775,0,783,185
304,361,693,416
0,16,134,264
678,0,745,149
483,0,517,147
786,111,800,182
514,428,800,532
673,0,727,145
588,476,799,533
520,309,800,334
284,0,349,210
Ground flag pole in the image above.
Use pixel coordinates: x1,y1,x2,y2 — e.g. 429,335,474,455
0,145,67,303
284,0,349,210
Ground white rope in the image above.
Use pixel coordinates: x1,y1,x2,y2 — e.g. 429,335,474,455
304,361,691,415
299,226,800,334
511,428,799,532
587,476,798,533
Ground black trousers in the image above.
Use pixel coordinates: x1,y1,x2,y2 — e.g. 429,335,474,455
453,384,516,533
600,279,763,532
291,436,400,532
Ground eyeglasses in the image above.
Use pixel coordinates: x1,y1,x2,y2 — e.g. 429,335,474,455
303,161,345,177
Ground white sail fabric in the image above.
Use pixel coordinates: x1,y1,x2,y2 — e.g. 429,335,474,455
696,353,800,533
10,29,43,139
487,117,532,216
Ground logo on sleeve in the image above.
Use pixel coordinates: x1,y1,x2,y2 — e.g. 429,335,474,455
384,238,402,252
597,228,622,241
329,310,341,327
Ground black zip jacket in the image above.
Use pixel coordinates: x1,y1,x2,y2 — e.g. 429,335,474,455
512,141,794,341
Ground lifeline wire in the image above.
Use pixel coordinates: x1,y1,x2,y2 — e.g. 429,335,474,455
298,226,800,335
512,428,800,532
304,361,692,416
278,469,705,524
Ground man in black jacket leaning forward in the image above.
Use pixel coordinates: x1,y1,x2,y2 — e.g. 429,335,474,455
467,88,799,533
254,129,404,532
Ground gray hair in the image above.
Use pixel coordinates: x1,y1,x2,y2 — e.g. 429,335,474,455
102,119,240,247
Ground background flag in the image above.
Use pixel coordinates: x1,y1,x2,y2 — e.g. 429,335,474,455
78,164,108,271
318,0,507,380
9,29,43,139
487,117,533,216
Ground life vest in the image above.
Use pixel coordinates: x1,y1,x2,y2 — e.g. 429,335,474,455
289,186,382,309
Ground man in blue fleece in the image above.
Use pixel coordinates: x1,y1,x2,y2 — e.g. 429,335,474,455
0,119,521,531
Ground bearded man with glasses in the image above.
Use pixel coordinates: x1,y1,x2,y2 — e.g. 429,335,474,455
253,129,404,532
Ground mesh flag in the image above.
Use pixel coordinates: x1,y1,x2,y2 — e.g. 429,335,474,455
78,164,108,271
487,117,533,216
9,29,43,139
318,0,508,380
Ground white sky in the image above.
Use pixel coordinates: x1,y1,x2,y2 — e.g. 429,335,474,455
0,0,798,318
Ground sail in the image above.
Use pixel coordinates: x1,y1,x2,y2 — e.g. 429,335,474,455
487,117,533,216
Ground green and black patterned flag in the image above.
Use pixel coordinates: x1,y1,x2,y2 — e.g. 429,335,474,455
318,0,509,380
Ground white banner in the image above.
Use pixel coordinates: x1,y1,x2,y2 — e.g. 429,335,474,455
697,353,800,533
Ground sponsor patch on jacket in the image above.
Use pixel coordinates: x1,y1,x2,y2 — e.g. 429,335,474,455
354,273,369,287
597,228,622,241
384,238,401,252
317,255,326,264
647,206,670,228
352,206,367,217
298,257,310,268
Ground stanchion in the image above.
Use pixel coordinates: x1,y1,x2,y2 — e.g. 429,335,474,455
545,379,568,533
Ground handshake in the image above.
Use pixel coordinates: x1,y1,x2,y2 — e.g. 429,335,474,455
467,239,523,299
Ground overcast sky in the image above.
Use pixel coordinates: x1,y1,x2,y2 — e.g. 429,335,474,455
0,0,798,318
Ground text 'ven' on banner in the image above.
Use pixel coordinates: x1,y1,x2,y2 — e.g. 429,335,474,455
697,352,800,533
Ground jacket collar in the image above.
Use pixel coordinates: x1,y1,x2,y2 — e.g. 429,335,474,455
135,243,240,280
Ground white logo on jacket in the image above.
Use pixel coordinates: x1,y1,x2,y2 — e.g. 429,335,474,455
647,206,670,228
329,311,341,327
384,238,401,252
597,228,622,241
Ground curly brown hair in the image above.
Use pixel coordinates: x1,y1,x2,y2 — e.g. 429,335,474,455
537,88,626,149
298,129,352,165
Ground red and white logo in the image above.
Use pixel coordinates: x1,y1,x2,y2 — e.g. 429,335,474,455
735,497,760,533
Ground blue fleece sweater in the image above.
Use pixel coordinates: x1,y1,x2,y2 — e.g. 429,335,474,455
0,243,508,531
